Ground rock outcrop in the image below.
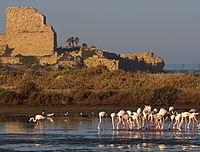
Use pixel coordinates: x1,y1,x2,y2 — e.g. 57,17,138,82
0,7,56,56
120,52,165,72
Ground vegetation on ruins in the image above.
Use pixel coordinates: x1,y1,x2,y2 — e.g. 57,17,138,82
66,37,79,48
0,66,200,106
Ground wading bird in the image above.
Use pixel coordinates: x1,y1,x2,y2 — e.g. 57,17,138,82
98,111,107,130
47,113,54,117
29,115,45,123
110,112,116,130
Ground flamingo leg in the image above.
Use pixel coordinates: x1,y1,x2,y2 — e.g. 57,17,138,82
98,116,102,130
117,117,121,130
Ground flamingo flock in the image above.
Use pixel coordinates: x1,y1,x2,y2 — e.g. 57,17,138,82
98,106,200,131
28,106,199,132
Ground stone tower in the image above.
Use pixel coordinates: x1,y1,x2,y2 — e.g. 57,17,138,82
0,7,57,56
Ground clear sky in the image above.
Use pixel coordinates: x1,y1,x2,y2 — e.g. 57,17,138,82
0,0,200,64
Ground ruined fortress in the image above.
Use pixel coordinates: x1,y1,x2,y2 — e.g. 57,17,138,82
0,7,164,72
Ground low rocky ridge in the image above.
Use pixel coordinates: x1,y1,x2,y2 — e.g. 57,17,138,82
0,47,164,72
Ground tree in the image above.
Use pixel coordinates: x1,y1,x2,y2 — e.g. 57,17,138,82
66,38,72,47
70,37,75,48
82,43,88,47
74,37,79,46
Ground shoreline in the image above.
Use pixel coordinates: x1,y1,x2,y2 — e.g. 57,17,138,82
0,105,197,115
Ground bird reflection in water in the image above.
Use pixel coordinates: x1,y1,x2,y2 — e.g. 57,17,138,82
5,122,44,134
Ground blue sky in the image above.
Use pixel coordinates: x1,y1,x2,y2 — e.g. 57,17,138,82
0,0,200,64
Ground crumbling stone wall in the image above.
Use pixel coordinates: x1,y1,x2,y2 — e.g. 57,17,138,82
120,52,165,72
0,7,56,56
84,56,119,70
0,57,21,64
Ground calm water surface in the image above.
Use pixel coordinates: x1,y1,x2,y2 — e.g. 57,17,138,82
0,107,200,151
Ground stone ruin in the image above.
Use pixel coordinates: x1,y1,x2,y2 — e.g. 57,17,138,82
0,7,56,56
0,7,165,72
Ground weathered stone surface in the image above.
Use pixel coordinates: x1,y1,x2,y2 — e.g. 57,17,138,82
84,56,119,71
37,53,60,65
37,52,84,70
0,57,21,64
120,52,165,72
0,7,57,56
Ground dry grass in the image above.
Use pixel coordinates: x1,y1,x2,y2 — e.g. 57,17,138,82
0,67,200,106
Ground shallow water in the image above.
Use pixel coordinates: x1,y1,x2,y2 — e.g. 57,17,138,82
0,114,200,151
0,113,200,152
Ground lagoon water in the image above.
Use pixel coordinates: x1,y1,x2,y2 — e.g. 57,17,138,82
0,107,200,151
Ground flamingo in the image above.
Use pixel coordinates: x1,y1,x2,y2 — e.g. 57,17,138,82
64,112,69,116
126,110,132,117
154,108,168,130
142,105,152,128
122,114,130,129
189,109,197,113
136,107,142,128
110,112,116,130
29,115,45,123
42,110,45,116
97,111,107,130
116,110,126,129
179,112,191,131
168,114,176,129
129,113,140,130
173,113,182,131
136,107,142,115
169,106,174,113
187,112,199,129
47,113,54,117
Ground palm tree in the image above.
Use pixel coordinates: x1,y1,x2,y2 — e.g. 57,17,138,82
66,38,72,47
66,37,76,48
70,37,75,48
74,37,79,46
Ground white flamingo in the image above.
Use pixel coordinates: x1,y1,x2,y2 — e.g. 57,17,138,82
116,110,126,129
168,114,176,129
98,111,107,130
179,112,191,131
126,110,132,117
42,110,45,115
129,113,140,130
47,113,54,117
187,112,199,129
142,105,151,128
154,108,168,130
169,106,174,113
110,112,116,130
29,115,45,123
173,113,182,131
189,109,197,113
64,112,69,116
